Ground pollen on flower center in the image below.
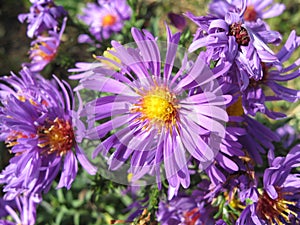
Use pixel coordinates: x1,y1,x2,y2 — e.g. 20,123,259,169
142,95,175,120
256,188,298,224
243,5,257,22
5,131,33,148
131,85,179,132
226,96,244,117
102,14,117,27
229,22,250,46
38,117,75,156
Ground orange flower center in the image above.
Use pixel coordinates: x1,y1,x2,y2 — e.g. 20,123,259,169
229,22,250,46
38,118,75,156
102,14,117,27
244,5,257,22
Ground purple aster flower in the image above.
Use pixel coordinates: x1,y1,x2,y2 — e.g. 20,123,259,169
187,8,280,91
157,180,216,225
241,30,300,118
237,145,300,225
78,0,132,43
74,26,231,197
0,193,41,225
243,0,285,22
18,0,67,38
209,0,285,22
22,17,67,73
207,0,283,45
0,67,97,200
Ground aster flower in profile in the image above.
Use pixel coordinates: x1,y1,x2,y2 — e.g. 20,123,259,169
187,3,281,92
78,0,132,44
209,0,285,23
237,145,300,225
22,17,67,73
219,30,300,118
18,0,67,38
0,193,41,225
74,26,231,197
0,67,97,199
207,0,284,46
242,0,285,22
241,30,300,118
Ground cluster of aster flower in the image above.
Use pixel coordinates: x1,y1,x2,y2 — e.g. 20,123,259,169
18,0,68,72
1,0,300,224
155,0,300,224
0,67,97,224
0,2,98,224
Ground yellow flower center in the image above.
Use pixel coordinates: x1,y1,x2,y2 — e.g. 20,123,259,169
131,84,179,132
257,188,298,225
226,96,244,117
38,118,75,156
102,14,117,27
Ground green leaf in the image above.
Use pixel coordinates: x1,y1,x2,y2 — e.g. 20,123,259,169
74,213,80,225
57,188,65,203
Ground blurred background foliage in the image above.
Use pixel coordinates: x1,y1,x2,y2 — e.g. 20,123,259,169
0,0,300,224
